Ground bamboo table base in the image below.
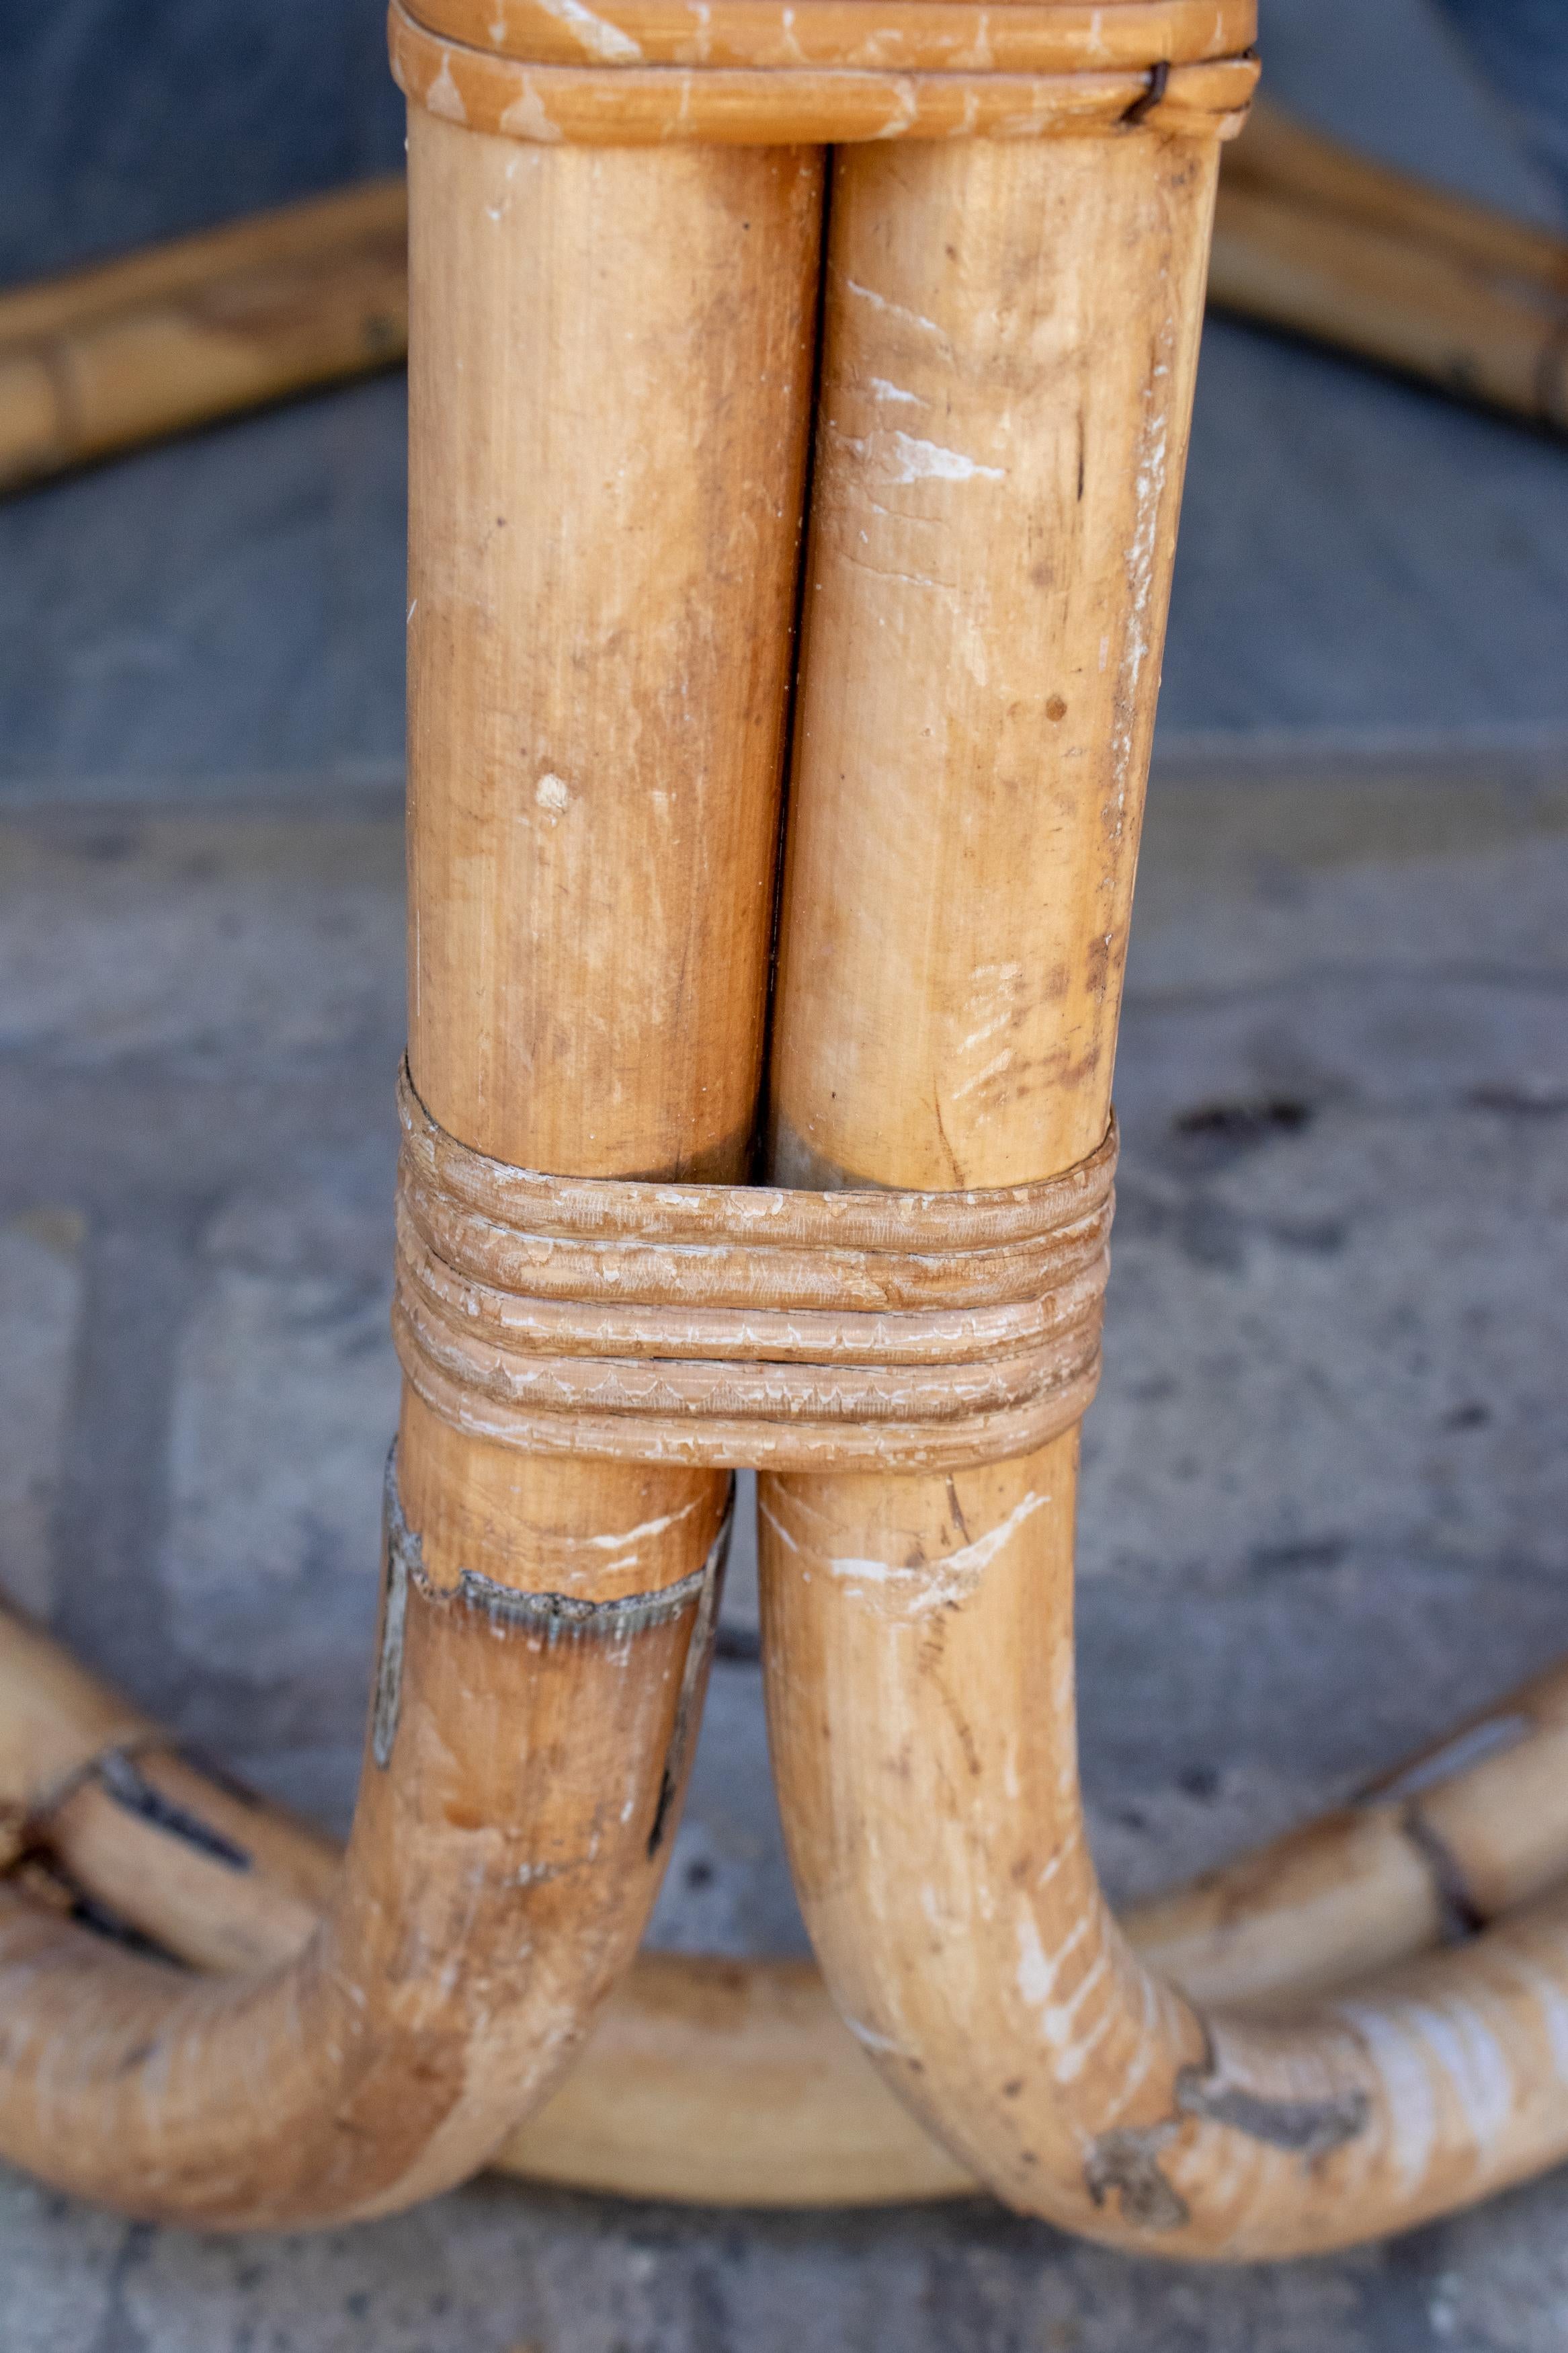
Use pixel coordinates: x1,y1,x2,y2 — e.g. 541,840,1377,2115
7,1601,1568,2208
4,0,1568,2267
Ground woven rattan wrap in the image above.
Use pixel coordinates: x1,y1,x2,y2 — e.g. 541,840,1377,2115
392,1063,1114,1471
389,0,1259,147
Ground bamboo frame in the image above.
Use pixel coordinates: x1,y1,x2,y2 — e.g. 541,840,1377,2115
5,0,1565,2265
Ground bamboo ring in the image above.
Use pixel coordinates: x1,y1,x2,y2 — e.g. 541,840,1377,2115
410,0,1257,76
390,0,1260,145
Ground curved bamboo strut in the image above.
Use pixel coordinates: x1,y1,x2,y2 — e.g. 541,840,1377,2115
7,1595,1568,2208
757,124,1568,2258
765,1476,1568,2254
0,123,821,2227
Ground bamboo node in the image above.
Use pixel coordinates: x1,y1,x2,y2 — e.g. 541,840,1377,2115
374,1447,731,1769
391,1060,1115,1471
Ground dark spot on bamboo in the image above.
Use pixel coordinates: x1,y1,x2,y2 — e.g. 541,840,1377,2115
1085,2122,1189,2231
96,1751,251,1874
1119,58,1169,127
1175,2066,1369,2157
1399,1806,1487,1943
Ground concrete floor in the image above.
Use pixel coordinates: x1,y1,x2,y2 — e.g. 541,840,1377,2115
3,2,1568,2345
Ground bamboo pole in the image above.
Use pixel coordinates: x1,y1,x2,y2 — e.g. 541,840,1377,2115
9,1595,1568,2207
0,106,821,2227
0,179,409,493
758,120,1568,2261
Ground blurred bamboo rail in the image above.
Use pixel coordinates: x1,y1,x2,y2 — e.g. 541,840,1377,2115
1211,99,1568,430
0,177,408,493
2,102,1565,500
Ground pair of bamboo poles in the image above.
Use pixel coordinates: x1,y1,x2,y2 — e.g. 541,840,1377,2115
5,0,1568,2265
2,93,1567,500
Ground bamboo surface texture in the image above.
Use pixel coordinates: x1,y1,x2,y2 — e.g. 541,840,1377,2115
0,1490,723,2227
7,1599,1568,2208
5,95,1559,501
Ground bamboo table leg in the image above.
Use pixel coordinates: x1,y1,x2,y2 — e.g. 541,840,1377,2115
761,130,1568,2258
0,113,820,2229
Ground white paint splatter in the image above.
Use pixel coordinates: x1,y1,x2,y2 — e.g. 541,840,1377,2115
501,81,565,140
587,1499,702,1550
887,432,1003,486
1407,1998,1514,2156
1335,2001,1436,2192
825,1490,1048,1613
536,0,644,61
843,2012,913,2058
757,1497,800,1554
536,772,571,816
425,52,468,122
842,278,947,344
